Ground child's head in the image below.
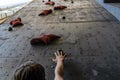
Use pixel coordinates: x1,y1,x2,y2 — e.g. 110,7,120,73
14,61,45,80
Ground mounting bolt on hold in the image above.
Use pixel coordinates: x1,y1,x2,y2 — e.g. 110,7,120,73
8,27,13,31
71,1,74,3
62,16,66,20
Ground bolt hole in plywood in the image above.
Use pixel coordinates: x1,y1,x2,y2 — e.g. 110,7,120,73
0,0,33,24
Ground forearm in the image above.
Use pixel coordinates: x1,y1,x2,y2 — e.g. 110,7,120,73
54,61,64,80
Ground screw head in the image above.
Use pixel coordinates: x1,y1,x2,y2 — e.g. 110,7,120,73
8,27,13,31
71,1,74,3
62,16,66,19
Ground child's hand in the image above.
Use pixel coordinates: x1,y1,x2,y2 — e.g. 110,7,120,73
52,50,66,62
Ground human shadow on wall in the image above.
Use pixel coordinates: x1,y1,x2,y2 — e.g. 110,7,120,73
64,61,89,80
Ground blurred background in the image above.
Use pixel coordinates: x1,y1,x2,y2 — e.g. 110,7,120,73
0,0,33,22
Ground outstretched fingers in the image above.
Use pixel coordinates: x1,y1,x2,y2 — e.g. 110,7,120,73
57,51,60,55
52,57,56,62
60,51,63,56
54,50,67,57
54,52,58,56
63,54,67,57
